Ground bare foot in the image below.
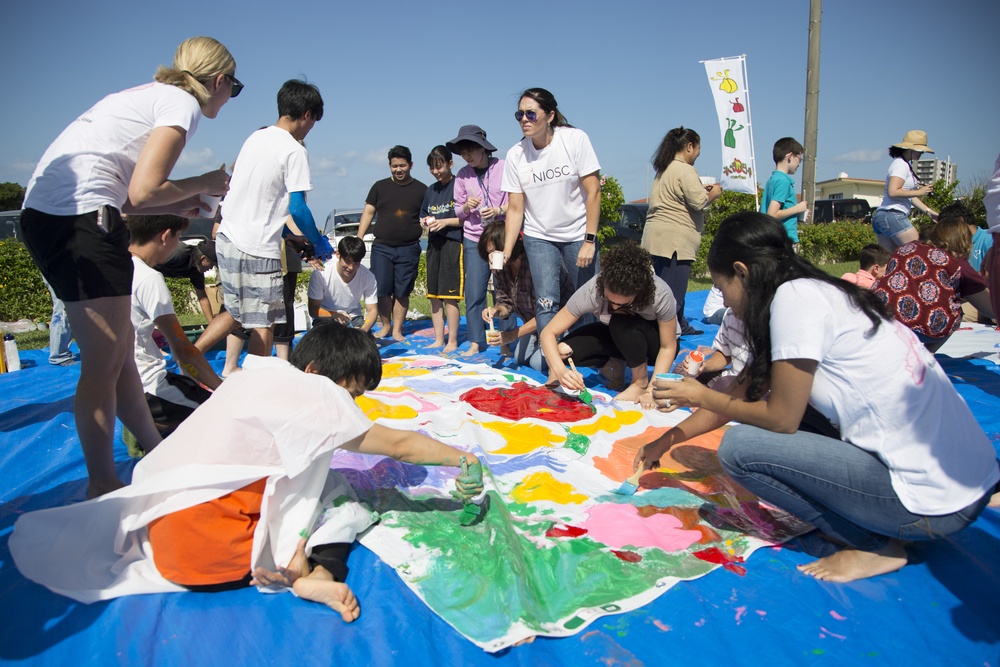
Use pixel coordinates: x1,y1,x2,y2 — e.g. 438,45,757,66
374,327,391,340
443,342,458,354
614,383,646,403
461,343,481,357
293,566,361,622
391,329,406,342
88,478,126,499
599,358,626,390
797,540,907,583
427,339,445,349
251,538,309,588
221,366,242,379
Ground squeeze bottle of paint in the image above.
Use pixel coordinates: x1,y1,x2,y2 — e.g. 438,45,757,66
686,350,704,376
3,334,20,372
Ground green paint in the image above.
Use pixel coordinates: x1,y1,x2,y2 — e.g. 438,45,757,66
374,496,724,643
563,616,586,630
562,430,591,455
502,374,529,383
810,649,826,655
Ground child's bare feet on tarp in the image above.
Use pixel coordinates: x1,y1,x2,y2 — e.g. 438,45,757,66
251,538,309,588
797,539,907,583
294,566,360,622
461,343,481,357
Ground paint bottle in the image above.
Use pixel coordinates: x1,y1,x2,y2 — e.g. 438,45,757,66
686,350,704,376
3,334,20,372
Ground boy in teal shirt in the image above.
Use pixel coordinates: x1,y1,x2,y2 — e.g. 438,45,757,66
761,137,809,246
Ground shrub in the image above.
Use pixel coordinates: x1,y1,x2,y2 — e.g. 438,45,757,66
692,190,757,277
0,240,50,321
798,220,877,263
598,175,625,244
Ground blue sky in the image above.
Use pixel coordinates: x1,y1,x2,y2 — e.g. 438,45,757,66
2,0,997,221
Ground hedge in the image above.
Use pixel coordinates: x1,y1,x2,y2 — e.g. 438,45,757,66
0,240,50,321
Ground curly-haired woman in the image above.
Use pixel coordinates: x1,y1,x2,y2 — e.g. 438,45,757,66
539,242,678,408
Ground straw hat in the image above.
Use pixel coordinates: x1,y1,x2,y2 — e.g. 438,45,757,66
892,130,934,154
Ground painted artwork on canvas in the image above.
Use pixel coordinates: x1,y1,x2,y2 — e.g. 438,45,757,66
331,356,808,651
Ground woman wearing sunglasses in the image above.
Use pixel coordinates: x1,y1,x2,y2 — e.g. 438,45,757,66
539,242,678,408
20,36,240,498
501,87,602,339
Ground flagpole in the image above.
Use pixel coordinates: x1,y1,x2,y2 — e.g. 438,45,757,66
737,54,759,211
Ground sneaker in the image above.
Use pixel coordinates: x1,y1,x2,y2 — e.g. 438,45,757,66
680,325,704,336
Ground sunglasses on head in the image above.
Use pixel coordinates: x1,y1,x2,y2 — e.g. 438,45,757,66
227,74,244,98
514,109,541,122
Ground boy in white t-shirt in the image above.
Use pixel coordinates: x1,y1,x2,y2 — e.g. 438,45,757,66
201,80,334,358
128,215,222,439
307,236,378,332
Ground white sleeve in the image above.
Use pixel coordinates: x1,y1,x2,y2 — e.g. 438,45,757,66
135,272,175,321
285,146,313,194
571,129,601,177
501,146,524,194
887,158,911,182
153,87,202,136
361,270,378,303
307,270,325,300
769,281,833,363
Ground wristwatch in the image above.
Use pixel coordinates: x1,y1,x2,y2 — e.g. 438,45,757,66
584,233,597,244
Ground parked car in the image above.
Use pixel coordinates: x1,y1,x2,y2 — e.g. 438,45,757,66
0,210,21,241
605,203,649,245
812,198,873,224
180,217,217,245
323,209,376,268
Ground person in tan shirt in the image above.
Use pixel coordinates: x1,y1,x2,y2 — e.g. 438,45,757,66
641,127,722,336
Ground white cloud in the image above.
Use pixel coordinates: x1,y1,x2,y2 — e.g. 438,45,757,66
830,149,884,163
343,148,389,166
176,147,217,171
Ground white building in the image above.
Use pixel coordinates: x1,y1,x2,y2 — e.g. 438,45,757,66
914,158,957,185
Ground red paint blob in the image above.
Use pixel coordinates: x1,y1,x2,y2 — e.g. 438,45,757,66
611,550,642,563
461,382,596,423
545,524,588,538
693,547,747,576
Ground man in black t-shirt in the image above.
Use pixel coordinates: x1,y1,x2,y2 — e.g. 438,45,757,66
357,145,428,341
154,240,219,323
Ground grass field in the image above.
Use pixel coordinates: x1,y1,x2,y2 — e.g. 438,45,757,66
11,261,860,351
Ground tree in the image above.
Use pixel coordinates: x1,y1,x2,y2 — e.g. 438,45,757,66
0,182,25,211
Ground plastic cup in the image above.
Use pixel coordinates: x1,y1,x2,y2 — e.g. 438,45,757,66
200,194,221,218
653,373,683,388
699,176,716,186
489,251,504,270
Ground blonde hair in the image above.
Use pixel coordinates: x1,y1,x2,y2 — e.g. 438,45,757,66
153,36,235,107
924,216,973,259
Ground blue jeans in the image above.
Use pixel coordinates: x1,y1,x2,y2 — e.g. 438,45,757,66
43,276,73,364
718,425,995,550
464,237,490,348
522,236,598,335
513,332,545,372
652,253,692,330
872,209,914,243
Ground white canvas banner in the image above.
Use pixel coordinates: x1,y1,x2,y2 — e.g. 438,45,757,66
703,56,756,194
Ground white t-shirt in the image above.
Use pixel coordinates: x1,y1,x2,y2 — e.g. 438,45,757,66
985,152,1000,233
219,126,313,259
712,308,748,378
566,275,676,326
770,278,998,515
307,263,378,318
878,157,919,214
501,126,601,242
24,83,202,216
131,255,175,392
703,286,725,318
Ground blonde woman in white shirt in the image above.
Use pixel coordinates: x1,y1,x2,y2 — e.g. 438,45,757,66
20,36,240,498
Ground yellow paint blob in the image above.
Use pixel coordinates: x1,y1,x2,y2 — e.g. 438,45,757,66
480,421,565,455
510,471,587,505
356,396,419,421
380,363,432,379
569,410,643,436
372,385,409,394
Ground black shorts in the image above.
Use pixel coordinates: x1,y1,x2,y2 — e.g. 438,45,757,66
20,207,132,302
370,241,421,299
146,373,213,437
426,236,463,300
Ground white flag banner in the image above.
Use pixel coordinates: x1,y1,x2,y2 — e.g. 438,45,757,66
703,56,757,195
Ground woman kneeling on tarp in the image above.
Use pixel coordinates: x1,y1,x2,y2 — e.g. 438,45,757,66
636,212,999,583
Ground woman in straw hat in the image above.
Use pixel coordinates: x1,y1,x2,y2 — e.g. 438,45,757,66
19,36,241,498
871,130,939,250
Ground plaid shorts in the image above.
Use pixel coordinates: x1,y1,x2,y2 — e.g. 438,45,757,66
216,233,285,329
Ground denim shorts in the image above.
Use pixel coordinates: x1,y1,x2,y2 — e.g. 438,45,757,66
872,208,914,239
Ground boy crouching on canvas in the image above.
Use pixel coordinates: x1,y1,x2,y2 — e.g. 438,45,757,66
10,323,481,620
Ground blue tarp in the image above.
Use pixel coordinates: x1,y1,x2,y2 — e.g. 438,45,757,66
2,290,998,666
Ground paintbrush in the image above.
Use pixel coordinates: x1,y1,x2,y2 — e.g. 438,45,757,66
614,464,645,496
455,456,487,526
567,358,593,405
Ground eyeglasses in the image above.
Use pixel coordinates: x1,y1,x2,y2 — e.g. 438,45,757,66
227,74,244,98
514,109,541,122
605,295,635,311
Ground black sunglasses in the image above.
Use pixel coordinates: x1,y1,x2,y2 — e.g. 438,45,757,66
227,74,244,98
514,109,541,122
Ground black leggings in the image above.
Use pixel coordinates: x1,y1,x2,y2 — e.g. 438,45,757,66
273,271,299,344
562,314,660,369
